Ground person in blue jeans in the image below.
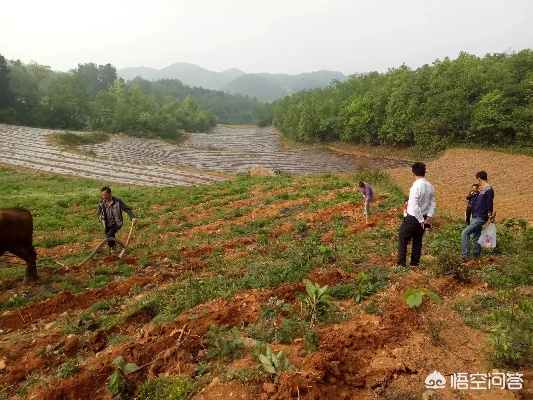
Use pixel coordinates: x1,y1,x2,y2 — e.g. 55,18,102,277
461,171,495,261
358,181,374,215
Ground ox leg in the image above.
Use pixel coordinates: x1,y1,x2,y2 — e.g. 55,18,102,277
9,245,38,285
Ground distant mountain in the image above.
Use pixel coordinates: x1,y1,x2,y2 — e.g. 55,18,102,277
224,70,347,101
223,74,287,102
117,63,346,101
119,62,245,90
118,66,161,82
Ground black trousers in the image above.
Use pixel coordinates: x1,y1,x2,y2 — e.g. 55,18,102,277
466,206,474,225
397,215,425,266
105,225,119,248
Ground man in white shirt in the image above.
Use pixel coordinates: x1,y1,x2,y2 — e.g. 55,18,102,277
397,162,437,267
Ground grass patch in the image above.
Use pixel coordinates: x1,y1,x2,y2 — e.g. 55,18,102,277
51,130,110,148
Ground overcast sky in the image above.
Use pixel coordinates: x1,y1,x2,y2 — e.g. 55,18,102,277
1,0,532,75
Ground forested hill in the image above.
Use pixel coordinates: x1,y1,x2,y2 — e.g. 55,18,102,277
118,62,347,101
272,50,533,151
0,58,267,139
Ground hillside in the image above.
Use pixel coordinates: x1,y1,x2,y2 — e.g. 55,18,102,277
118,62,346,101
0,163,531,399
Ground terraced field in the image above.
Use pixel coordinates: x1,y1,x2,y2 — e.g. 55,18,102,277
0,125,409,187
0,125,227,187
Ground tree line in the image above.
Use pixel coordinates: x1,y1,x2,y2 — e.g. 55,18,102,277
271,50,533,150
0,55,265,140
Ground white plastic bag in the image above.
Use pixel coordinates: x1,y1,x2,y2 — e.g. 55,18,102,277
478,223,496,248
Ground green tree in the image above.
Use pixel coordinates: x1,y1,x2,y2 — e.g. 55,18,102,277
469,90,515,144
44,72,88,129
9,60,53,125
0,54,15,109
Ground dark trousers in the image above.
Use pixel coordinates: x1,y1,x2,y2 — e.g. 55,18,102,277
397,215,425,266
466,206,474,225
105,225,119,248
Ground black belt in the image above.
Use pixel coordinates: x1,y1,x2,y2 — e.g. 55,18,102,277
406,214,427,220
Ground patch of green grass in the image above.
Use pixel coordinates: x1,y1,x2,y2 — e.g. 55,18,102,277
108,333,132,346
52,130,110,148
93,264,136,277
0,265,25,280
137,375,196,400
453,295,505,331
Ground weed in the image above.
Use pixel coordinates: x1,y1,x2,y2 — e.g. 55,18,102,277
58,357,80,379
361,299,384,316
128,284,141,297
329,284,356,300
108,333,132,346
139,256,151,267
203,324,245,362
246,297,297,343
137,375,195,400
220,368,260,383
293,220,307,233
194,362,212,377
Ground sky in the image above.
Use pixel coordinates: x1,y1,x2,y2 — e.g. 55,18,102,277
1,0,532,76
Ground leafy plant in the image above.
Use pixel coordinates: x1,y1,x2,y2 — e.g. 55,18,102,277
106,355,140,396
297,279,335,326
403,287,442,308
486,292,533,368
258,346,294,381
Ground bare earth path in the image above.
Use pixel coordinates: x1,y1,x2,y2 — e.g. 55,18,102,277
387,148,533,224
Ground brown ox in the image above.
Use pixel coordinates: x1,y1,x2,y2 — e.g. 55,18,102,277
0,207,38,284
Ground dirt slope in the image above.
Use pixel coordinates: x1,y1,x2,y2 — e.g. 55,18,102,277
387,148,533,225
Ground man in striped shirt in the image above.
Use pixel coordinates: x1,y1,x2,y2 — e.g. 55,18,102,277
397,162,437,268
